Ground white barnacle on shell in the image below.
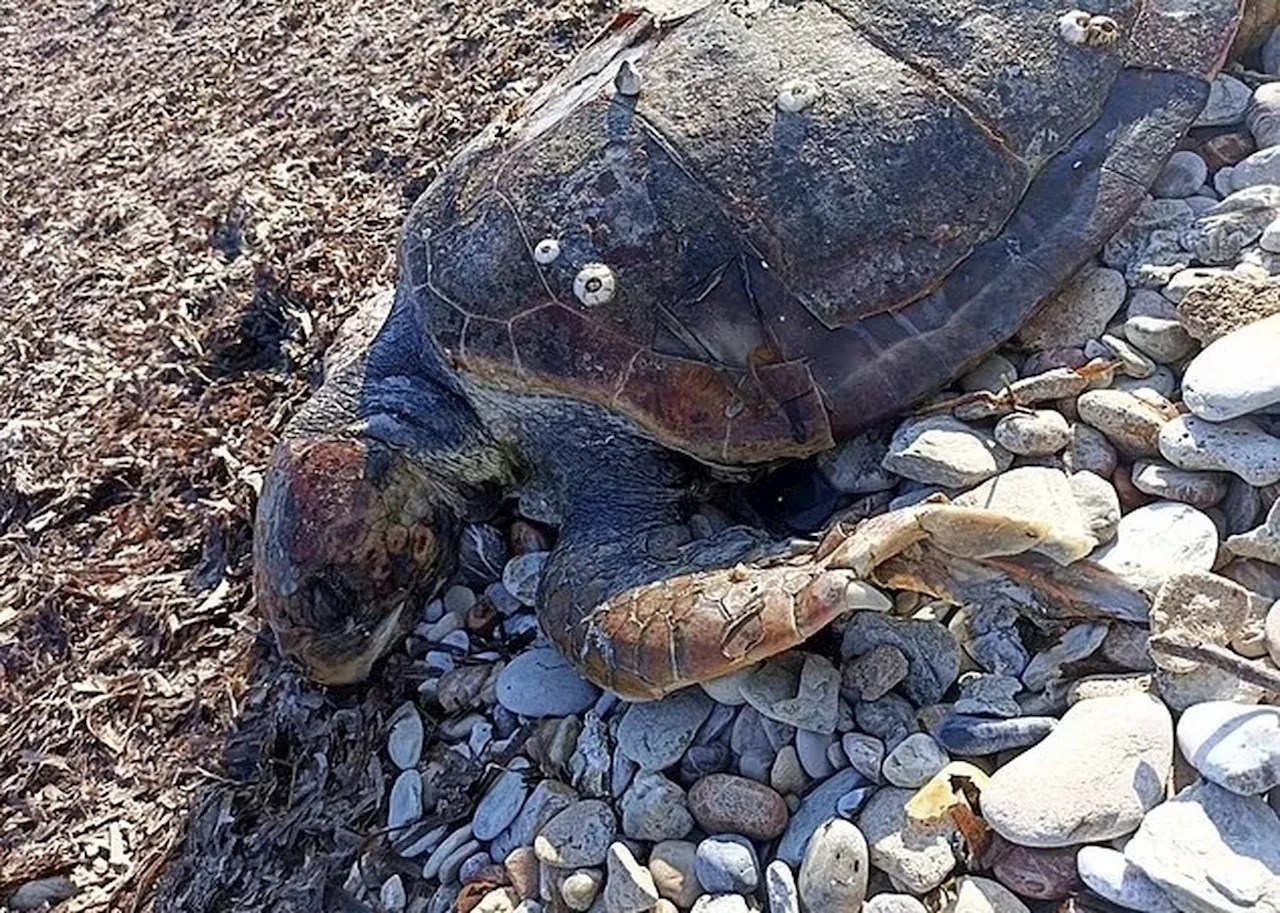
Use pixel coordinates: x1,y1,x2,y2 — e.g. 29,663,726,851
573,263,617,306
533,237,561,264
776,77,819,114
1058,9,1121,46
1057,9,1091,44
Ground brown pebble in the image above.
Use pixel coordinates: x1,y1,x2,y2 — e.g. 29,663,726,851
504,846,541,899
1112,464,1154,514
457,879,508,913
510,519,552,555
986,836,1083,900
438,664,493,714
687,773,789,841
466,598,499,635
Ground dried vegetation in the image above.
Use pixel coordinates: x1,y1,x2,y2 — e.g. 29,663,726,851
0,0,610,909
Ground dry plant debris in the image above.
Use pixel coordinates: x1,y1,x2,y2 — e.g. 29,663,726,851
0,0,612,909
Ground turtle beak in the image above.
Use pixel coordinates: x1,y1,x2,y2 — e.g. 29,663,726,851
253,434,455,685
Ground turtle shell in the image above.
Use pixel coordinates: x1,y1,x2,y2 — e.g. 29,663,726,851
401,0,1233,466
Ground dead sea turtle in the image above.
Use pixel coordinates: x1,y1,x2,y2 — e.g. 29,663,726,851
253,0,1243,697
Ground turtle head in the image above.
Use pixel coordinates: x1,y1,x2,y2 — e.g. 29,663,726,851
253,434,460,686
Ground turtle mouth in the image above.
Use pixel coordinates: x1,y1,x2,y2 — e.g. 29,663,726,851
253,434,453,686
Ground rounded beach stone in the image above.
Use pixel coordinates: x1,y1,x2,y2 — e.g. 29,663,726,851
1123,779,1280,913
387,702,425,770
1016,265,1126,349
865,895,928,913
1158,413,1280,487
881,734,949,789
497,647,600,717
859,786,958,894
776,768,865,867
616,687,713,771
882,415,1013,488
798,819,869,912
766,859,800,913
534,800,616,868
1177,701,1280,795
687,774,788,841
994,410,1071,456
942,876,1030,913
619,772,694,842
1182,313,1280,420
1076,389,1176,459
1090,501,1219,595
695,835,759,895
1152,150,1209,198
604,842,660,913
933,714,1055,756
1130,460,1229,509
650,841,702,908
1075,845,1178,913
987,841,1082,900
981,694,1172,848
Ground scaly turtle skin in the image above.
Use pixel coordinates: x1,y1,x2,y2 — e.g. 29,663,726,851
253,0,1242,697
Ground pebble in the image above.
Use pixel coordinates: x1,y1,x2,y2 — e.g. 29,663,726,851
381,875,407,913
687,774,789,841
690,895,751,913
1177,701,1280,795
695,835,759,894
859,786,959,894
561,870,602,911
1021,622,1108,692
502,552,548,607
842,614,960,706
855,693,919,750
776,767,865,866
741,652,840,735
1067,672,1155,705
1195,74,1253,127
1130,460,1230,508
1226,496,1280,563
1076,389,1175,458
797,819,869,912
1268,599,1280,667
954,674,1022,718
1182,313,1280,420
1152,150,1209,198
1090,501,1219,595
1124,779,1280,913
492,779,577,861
737,748,775,784
475,758,532,841
981,694,1172,848
650,840,701,908
458,523,509,585
1148,571,1252,674
987,841,1081,900
836,785,877,818
387,702,425,770
961,353,1018,393
865,895,929,913
881,734,949,789
1016,265,1127,349
699,666,755,706
881,415,1014,488
616,687,713,770
771,746,809,796
765,859,800,913
943,876,1030,913
424,825,475,879
841,643,909,702
842,733,885,783
933,713,1055,756
817,428,898,495
497,648,600,718
994,409,1071,456
1176,275,1280,344
1065,422,1120,476
680,743,730,785
1155,664,1265,713
604,842,660,913
1158,413,1280,487
1075,845,1178,913
389,769,423,833
619,772,693,842
951,604,1030,677
534,800,616,868
1124,314,1196,363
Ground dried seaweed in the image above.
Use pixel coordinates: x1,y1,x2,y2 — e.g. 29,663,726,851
0,0,611,909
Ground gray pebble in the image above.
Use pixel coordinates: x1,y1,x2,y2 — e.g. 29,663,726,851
795,729,836,780
765,860,800,913
1158,414,1280,487
387,701,425,770
1152,150,1208,198
616,688,713,771
775,768,866,867
1076,845,1178,913
695,835,760,894
497,647,600,718
855,694,918,751
933,714,1056,756
475,757,532,840
841,614,960,706
954,674,1023,718
994,409,1071,456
